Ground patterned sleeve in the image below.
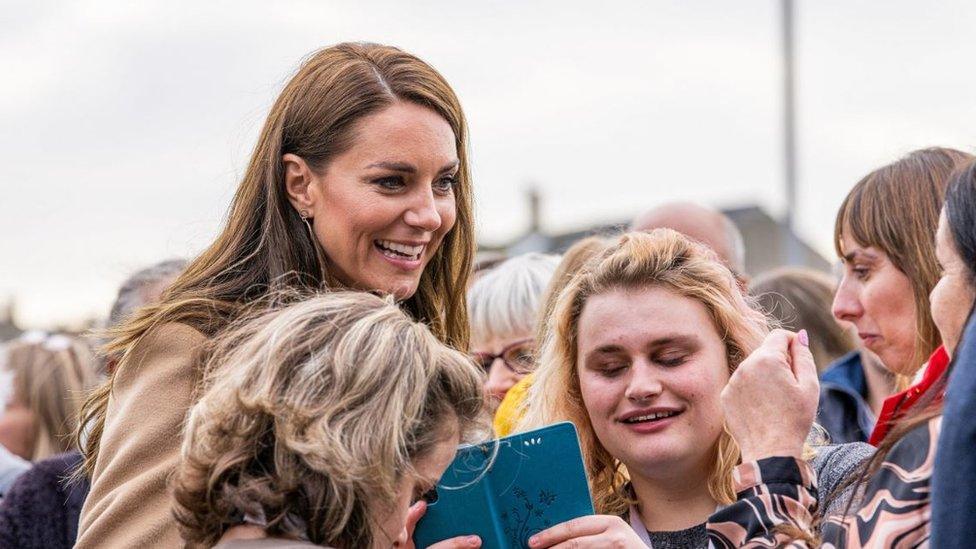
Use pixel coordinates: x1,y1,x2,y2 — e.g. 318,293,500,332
707,457,818,548
707,417,940,548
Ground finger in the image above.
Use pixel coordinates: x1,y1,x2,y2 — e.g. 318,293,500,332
789,329,820,392
404,500,427,536
427,535,482,548
528,516,610,547
763,328,795,351
546,534,623,549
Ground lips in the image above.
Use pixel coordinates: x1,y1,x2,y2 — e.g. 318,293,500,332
374,239,426,261
618,408,683,424
858,332,881,346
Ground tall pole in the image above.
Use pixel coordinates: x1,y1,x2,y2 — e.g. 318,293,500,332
781,0,801,265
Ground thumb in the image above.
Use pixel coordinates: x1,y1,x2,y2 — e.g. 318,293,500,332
789,329,819,392
405,500,427,535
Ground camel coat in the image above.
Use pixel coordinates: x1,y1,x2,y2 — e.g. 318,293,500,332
76,323,207,548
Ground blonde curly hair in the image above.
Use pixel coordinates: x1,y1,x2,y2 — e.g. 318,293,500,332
518,229,769,514
172,291,486,547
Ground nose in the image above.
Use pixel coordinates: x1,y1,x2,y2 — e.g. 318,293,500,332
832,274,863,324
485,360,517,402
403,187,442,232
624,361,663,403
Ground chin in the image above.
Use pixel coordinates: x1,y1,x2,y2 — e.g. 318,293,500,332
382,279,420,300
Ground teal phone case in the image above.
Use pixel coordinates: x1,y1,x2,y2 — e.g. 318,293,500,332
413,422,594,548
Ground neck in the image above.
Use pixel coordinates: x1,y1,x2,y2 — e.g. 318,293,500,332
861,351,896,416
629,463,717,532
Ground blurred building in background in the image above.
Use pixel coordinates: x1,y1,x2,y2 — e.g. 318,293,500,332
0,300,22,342
477,191,831,276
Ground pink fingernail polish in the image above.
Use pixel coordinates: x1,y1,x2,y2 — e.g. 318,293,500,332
798,329,809,347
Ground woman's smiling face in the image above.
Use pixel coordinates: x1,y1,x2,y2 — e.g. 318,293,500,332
288,101,459,299
576,286,730,479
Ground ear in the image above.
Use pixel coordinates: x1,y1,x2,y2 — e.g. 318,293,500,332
282,153,317,216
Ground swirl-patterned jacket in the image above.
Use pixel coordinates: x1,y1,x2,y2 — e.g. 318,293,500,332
708,416,939,548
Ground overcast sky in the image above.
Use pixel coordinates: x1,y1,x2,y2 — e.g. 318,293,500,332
2,0,975,327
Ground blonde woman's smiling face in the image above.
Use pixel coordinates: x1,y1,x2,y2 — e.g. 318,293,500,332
576,286,730,480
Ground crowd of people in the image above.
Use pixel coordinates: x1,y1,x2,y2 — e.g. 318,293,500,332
0,41,974,548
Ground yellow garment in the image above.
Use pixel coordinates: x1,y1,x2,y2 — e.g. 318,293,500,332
493,373,534,437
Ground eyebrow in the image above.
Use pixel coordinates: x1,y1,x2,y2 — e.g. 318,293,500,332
365,160,459,174
587,335,698,357
842,249,878,263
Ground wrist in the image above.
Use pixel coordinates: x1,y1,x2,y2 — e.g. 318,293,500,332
739,445,803,463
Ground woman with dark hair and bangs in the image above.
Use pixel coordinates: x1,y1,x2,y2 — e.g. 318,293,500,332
703,153,976,547
75,43,476,548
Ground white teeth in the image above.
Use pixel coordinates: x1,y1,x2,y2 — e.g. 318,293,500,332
376,240,424,260
625,411,677,423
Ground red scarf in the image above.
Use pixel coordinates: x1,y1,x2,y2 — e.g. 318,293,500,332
868,346,949,446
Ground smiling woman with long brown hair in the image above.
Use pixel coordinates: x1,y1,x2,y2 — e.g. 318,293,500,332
75,42,475,548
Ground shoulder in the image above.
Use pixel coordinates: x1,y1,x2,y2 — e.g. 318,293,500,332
0,453,86,530
10,452,84,493
809,442,874,497
215,538,330,548
132,322,207,357
494,373,534,437
882,416,941,472
820,351,863,387
114,322,207,385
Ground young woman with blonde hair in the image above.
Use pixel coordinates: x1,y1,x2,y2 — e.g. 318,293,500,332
173,292,486,548
519,230,869,548
76,42,476,547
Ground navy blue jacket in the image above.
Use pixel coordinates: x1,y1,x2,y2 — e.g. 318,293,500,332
931,315,976,548
817,351,877,444
0,451,89,549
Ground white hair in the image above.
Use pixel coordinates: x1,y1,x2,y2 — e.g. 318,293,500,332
467,253,561,344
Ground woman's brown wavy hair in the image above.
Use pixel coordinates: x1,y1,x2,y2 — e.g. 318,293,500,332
77,42,475,476
518,229,770,514
834,147,972,379
172,291,486,547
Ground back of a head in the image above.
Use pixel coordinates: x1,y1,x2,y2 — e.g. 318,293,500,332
467,253,561,345
630,201,746,277
97,259,188,375
835,147,974,368
2,334,99,460
173,291,486,548
751,267,857,371
107,259,188,329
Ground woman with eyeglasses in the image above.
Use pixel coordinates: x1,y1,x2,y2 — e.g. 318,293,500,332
468,253,560,411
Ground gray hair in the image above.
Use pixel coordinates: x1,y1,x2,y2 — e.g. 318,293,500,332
467,253,561,344
108,259,188,328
